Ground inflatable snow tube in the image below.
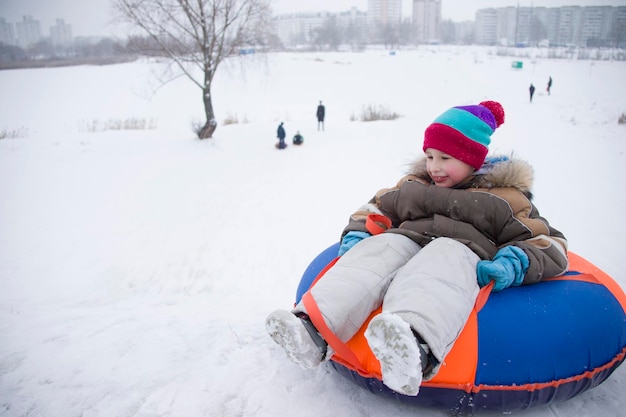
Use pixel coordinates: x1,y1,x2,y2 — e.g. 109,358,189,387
296,243,626,414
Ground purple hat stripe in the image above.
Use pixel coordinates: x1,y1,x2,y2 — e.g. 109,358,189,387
454,105,497,130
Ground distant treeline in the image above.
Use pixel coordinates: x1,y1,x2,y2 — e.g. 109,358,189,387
2,34,625,70
0,37,140,70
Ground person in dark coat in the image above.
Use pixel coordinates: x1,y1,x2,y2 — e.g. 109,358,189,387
529,83,536,103
316,101,325,131
547,76,552,95
276,122,287,149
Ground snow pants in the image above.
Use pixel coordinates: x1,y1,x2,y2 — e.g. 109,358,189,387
294,233,480,377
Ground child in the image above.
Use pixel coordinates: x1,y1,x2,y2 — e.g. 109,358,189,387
265,100,568,396
293,130,304,145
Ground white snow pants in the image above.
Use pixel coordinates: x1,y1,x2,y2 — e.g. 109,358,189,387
294,233,480,374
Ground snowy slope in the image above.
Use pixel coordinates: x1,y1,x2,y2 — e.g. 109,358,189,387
1,47,625,416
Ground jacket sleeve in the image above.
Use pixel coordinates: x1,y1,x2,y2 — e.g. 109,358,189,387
340,175,422,239
339,199,385,239
491,188,569,284
512,230,569,284
494,194,568,284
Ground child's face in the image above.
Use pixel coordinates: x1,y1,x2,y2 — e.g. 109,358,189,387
425,148,475,188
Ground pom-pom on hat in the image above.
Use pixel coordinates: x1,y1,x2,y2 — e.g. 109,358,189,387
423,100,505,170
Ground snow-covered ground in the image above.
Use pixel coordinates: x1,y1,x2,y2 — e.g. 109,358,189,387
1,47,625,416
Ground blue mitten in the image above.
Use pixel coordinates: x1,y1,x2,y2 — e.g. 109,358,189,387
338,231,371,256
477,246,529,291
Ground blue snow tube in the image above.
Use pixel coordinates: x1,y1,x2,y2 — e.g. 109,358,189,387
296,243,626,414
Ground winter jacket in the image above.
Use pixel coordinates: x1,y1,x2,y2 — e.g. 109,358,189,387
317,105,325,121
277,124,286,140
341,155,568,285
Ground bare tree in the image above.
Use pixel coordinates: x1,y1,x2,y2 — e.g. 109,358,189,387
113,0,271,139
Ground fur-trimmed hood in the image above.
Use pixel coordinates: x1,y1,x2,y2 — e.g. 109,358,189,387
408,155,534,198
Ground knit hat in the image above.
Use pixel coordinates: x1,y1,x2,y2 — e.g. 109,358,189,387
422,100,505,170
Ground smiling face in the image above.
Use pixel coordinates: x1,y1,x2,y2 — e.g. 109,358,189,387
425,148,475,188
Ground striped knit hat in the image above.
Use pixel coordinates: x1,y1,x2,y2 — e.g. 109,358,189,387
422,101,505,170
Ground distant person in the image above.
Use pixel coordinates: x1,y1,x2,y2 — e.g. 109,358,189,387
547,76,553,95
276,122,287,149
529,83,536,103
293,130,304,145
316,101,325,131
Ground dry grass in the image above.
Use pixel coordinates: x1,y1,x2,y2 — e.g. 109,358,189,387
79,118,158,132
0,127,28,139
223,112,249,125
351,104,401,122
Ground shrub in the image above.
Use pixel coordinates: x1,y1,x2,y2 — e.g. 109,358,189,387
619,112,626,125
223,113,249,125
223,113,238,125
191,119,204,135
352,104,401,122
79,118,158,132
0,127,28,139
191,118,220,136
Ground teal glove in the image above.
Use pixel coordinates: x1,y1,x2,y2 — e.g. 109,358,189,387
338,231,371,256
477,246,529,291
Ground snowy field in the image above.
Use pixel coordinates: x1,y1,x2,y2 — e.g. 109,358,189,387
1,47,625,416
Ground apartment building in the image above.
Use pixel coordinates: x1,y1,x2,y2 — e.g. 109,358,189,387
271,3,624,48
413,0,441,43
368,0,402,27
475,5,625,47
273,8,368,47
50,19,73,46
0,17,16,46
15,15,42,48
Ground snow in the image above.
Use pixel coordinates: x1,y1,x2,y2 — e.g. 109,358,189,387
1,47,625,416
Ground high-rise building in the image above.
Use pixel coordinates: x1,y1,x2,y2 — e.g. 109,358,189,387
412,0,441,43
272,3,625,48
368,0,402,26
475,9,498,45
579,6,613,46
474,5,624,47
15,15,41,48
0,17,16,46
50,18,73,46
556,6,584,46
367,0,402,43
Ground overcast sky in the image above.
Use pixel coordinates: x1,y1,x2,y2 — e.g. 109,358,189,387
0,0,623,37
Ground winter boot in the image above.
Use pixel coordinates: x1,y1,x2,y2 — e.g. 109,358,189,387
364,311,428,396
265,309,326,369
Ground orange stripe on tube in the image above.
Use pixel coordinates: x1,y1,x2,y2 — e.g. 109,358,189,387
565,252,626,313
471,346,626,393
337,308,383,378
422,283,489,387
425,300,481,387
302,291,369,375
